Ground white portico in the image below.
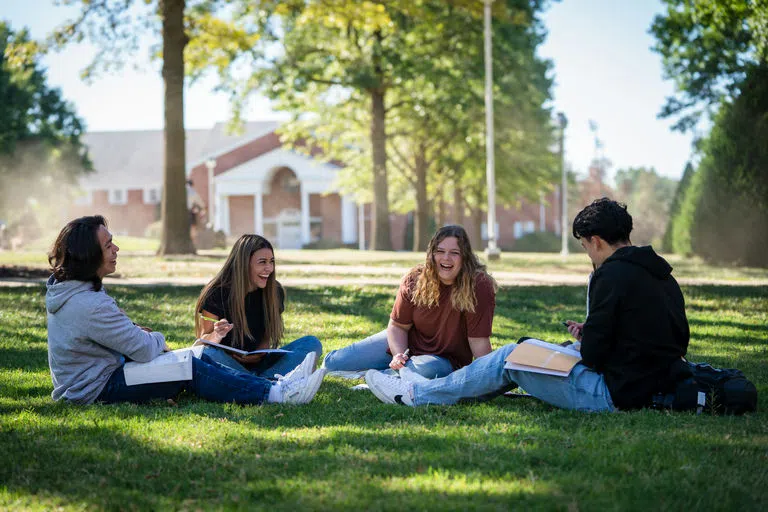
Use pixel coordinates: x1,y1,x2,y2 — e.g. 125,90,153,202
211,147,358,249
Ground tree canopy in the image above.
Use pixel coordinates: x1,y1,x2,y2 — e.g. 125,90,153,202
196,0,556,250
49,0,229,254
613,166,678,247
0,21,88,233
650,0,768,132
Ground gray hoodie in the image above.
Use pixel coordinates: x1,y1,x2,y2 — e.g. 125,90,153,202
46,276,166,404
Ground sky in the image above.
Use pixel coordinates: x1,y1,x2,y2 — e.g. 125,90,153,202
2,0,695,183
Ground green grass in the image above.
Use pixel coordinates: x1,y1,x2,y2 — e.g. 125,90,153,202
1,281,767,510
2,244,768,282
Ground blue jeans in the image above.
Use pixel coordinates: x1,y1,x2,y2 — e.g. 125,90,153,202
96,351,272,405
411,343,616,412
202,335,322,379
323,329,454,379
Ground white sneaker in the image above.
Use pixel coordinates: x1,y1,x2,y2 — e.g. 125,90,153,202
398,366,430,383
276,352,317,382
279,368,327,405
365,370,414,406
324,369,368,380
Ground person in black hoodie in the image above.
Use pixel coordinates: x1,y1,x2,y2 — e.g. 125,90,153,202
364,198,690,411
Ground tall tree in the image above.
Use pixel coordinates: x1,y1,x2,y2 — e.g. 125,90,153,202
49,0,230,254
650,0,768,132
688,64,768,266
613,166,678,246
0,22,89,231
662,162,694,252
203,0,555,251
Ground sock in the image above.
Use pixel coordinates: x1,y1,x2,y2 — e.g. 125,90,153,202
267,382,283,403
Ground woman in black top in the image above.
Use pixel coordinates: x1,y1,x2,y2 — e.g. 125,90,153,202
194,234,322,378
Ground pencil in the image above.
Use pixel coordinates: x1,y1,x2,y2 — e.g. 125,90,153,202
200,314,220,323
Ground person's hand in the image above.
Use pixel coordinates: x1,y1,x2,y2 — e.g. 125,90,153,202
210,319,234,343
389,351,410,370
163,342,172,352
232,353,265,365
564,320,584,341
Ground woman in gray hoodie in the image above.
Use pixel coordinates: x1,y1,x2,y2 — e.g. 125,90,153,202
46,215,326,405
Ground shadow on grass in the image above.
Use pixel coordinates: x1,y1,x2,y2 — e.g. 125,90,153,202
3,402,767,510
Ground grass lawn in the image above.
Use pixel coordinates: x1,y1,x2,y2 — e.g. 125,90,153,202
3,243,768,283
1,280,767,511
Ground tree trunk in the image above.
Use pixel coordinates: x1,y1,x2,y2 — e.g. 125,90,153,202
158,0,195,255
453,179,465,226
469,204,483,249
370,87,392,250
413,142,430,251
436,176,445,228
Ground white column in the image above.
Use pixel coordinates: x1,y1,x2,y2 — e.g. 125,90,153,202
205,159,216,228
341,195,357,244
358,203,366,250
254,189,264,235
216,194,230,235
539,191,546,231
300,186,311,245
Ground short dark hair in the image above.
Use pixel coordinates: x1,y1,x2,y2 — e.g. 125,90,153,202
572,198,633,245
48,215,107,291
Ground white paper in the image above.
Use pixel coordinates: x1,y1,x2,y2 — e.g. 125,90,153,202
123,347,195,386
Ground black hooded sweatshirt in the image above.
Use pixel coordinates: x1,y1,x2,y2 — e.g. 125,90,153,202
580,245,689,410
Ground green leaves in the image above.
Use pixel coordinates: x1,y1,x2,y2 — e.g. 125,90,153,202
651,0,766,132
0,22,89,225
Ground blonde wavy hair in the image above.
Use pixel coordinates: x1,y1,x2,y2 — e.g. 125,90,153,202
411,225,497,312
194,235,284,350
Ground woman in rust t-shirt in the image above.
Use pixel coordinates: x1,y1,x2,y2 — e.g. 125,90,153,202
323,225,497,379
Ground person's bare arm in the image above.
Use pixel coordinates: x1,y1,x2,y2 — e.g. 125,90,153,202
468,337,492,359
387,319,412,370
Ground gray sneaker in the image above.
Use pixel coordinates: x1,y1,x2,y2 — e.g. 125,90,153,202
365,370,414,406
279,368,327,405
276,352,317,382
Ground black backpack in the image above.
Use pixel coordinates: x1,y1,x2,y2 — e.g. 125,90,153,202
652,359,758,415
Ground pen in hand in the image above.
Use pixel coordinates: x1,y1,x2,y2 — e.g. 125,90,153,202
200,314,228,324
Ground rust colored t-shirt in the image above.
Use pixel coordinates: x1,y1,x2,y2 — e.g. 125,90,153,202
390,270,496,369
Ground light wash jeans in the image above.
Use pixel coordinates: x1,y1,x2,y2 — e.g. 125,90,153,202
411,343,616,412
202,335,322,379
323,329,454,379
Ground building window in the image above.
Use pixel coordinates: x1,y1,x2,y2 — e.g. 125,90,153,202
143,187,161,204
481,222,500,241
108,189,127,205
74,190,92,206
281,174,300,194
514,220,537,239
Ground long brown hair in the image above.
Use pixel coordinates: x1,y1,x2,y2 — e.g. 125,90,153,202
194,235,284,349
411,225,497,312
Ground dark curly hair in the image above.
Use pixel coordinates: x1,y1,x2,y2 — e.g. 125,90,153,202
48,215,107,291
572,198,633,245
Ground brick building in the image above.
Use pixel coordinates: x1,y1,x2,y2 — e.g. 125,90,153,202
71,121,568,250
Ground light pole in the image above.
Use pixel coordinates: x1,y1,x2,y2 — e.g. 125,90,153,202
484,0,500,260
558,113,568,257
205,158,216,230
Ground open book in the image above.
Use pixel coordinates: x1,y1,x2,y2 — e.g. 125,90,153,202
503,338,582,377
192,338,292,356
123,346,203,386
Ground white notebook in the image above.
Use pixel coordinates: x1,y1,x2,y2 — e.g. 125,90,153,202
123,346,203,386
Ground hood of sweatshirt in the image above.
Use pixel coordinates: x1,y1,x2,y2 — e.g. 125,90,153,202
46,275,98,314
602,245,672,279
